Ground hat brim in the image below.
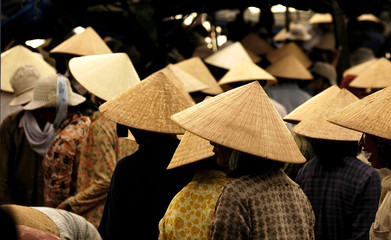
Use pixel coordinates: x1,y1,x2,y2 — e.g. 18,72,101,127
9,91,34,107
23,93,85,110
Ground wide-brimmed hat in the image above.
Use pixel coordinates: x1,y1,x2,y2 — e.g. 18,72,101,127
171,81,305,163
99,71,195,134
175,57,223,95
50,27,112,56
309,13,333,24
284,24,312,41
266,54,313,80
310,62,337,85
69,53,140,101
266,42,312,68
9,65,41,106
328,85,391,140
343,58,377,77
348,58,391,89
1,45,56,93
204,42,253,70
164,64,209,93
167,130,214,169
240,33,275,55
283,85,340,124
23,74,86,110
292,88,362,141
218,58,277,85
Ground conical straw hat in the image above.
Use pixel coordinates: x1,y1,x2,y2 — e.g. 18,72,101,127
343,58,377,77
357,14,381,23
171,81,306,163
99,71,195,134
241,33,275,55
50,27,112,56
160,66,196,105
328,85,391,140
69,53,140,101
292,88,362,141
175,57,223,95
273,28,288,42
245,49,262,63
166,64,209,93
309,13,333,24
283,85,340,124
1,45,56,92
218,58,277,85
167,131,214,169
266,42,313,68
266,54,313,80
349,58,391,89
204,42,253,70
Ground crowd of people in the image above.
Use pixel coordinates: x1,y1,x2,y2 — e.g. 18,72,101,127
1,8,391,240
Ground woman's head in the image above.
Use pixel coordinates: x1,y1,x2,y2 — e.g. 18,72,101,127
360,133,391,169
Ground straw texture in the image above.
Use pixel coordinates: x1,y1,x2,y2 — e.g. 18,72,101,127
328,85,391,140
240,33,274,55
266,42,312,68
160,66,196,105
309,13,333,24
343,58,377,77
50,27,112,56
218,59,277,85
266,54,313,80
171,81,306,163
99,71,195,134
69,53,140,101
292,88,362,141
1,45,56,92
166,64,209,92
204,42,253,70
283,85,340,124
175,57,223,95
9,65,41,106
167,131,214,169
349,58,391,89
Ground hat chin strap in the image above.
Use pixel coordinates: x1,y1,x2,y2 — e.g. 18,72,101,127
53,75,68,130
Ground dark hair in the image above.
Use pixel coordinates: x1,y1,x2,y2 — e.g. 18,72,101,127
229,152,284,177
377,137,391,169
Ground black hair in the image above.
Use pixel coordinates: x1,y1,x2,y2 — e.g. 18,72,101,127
229,152,284,177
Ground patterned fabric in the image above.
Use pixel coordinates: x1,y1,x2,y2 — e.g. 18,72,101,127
211,169,315,240
296,156,381,240
43,112,91,207
370,173,391,239
67,111,138,228
159,169,231,240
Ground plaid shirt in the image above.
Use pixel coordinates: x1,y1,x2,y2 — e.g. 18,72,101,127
296,156,381,240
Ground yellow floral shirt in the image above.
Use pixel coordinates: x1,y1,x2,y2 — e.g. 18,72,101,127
159,169,231,240
67,111,138,228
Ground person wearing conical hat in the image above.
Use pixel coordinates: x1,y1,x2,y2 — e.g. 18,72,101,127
55,53,139,228
301,61,337,96
327,86,391,239
263,54,313,113
294,88,381,240
97,71,196,239
0,65,56,206
171,81,315,239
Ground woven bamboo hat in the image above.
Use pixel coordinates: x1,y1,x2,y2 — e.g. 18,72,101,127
171,81,306,163
204,42,253,70
1,45,56,93
50,27,112,56
328,85,391,140
9,65,41,106
266,54,313,80
23,74,85,110
246,49,262,63
343,58,377,77
293,88,362,141
218,58,277,85
165,64,209,93
167,131,214,169
160,66,196,105
348,58,391,89
283,85,340,124
357,14,381,23
99,71,195,134
69,53,140,101
241,33,275,55
309,13,333,24
273,28,288,42
175,57,223,95
266,42,313,68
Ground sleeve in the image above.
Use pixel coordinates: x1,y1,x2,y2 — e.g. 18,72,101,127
211,185,251,240
0,117,15,204
351,170,382,240
67,122,117,213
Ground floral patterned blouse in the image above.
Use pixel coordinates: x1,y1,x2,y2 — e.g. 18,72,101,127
43,112,91,208
159,169,231,240
67,111,138,228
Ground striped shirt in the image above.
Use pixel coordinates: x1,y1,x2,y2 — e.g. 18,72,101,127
296,156,381,240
